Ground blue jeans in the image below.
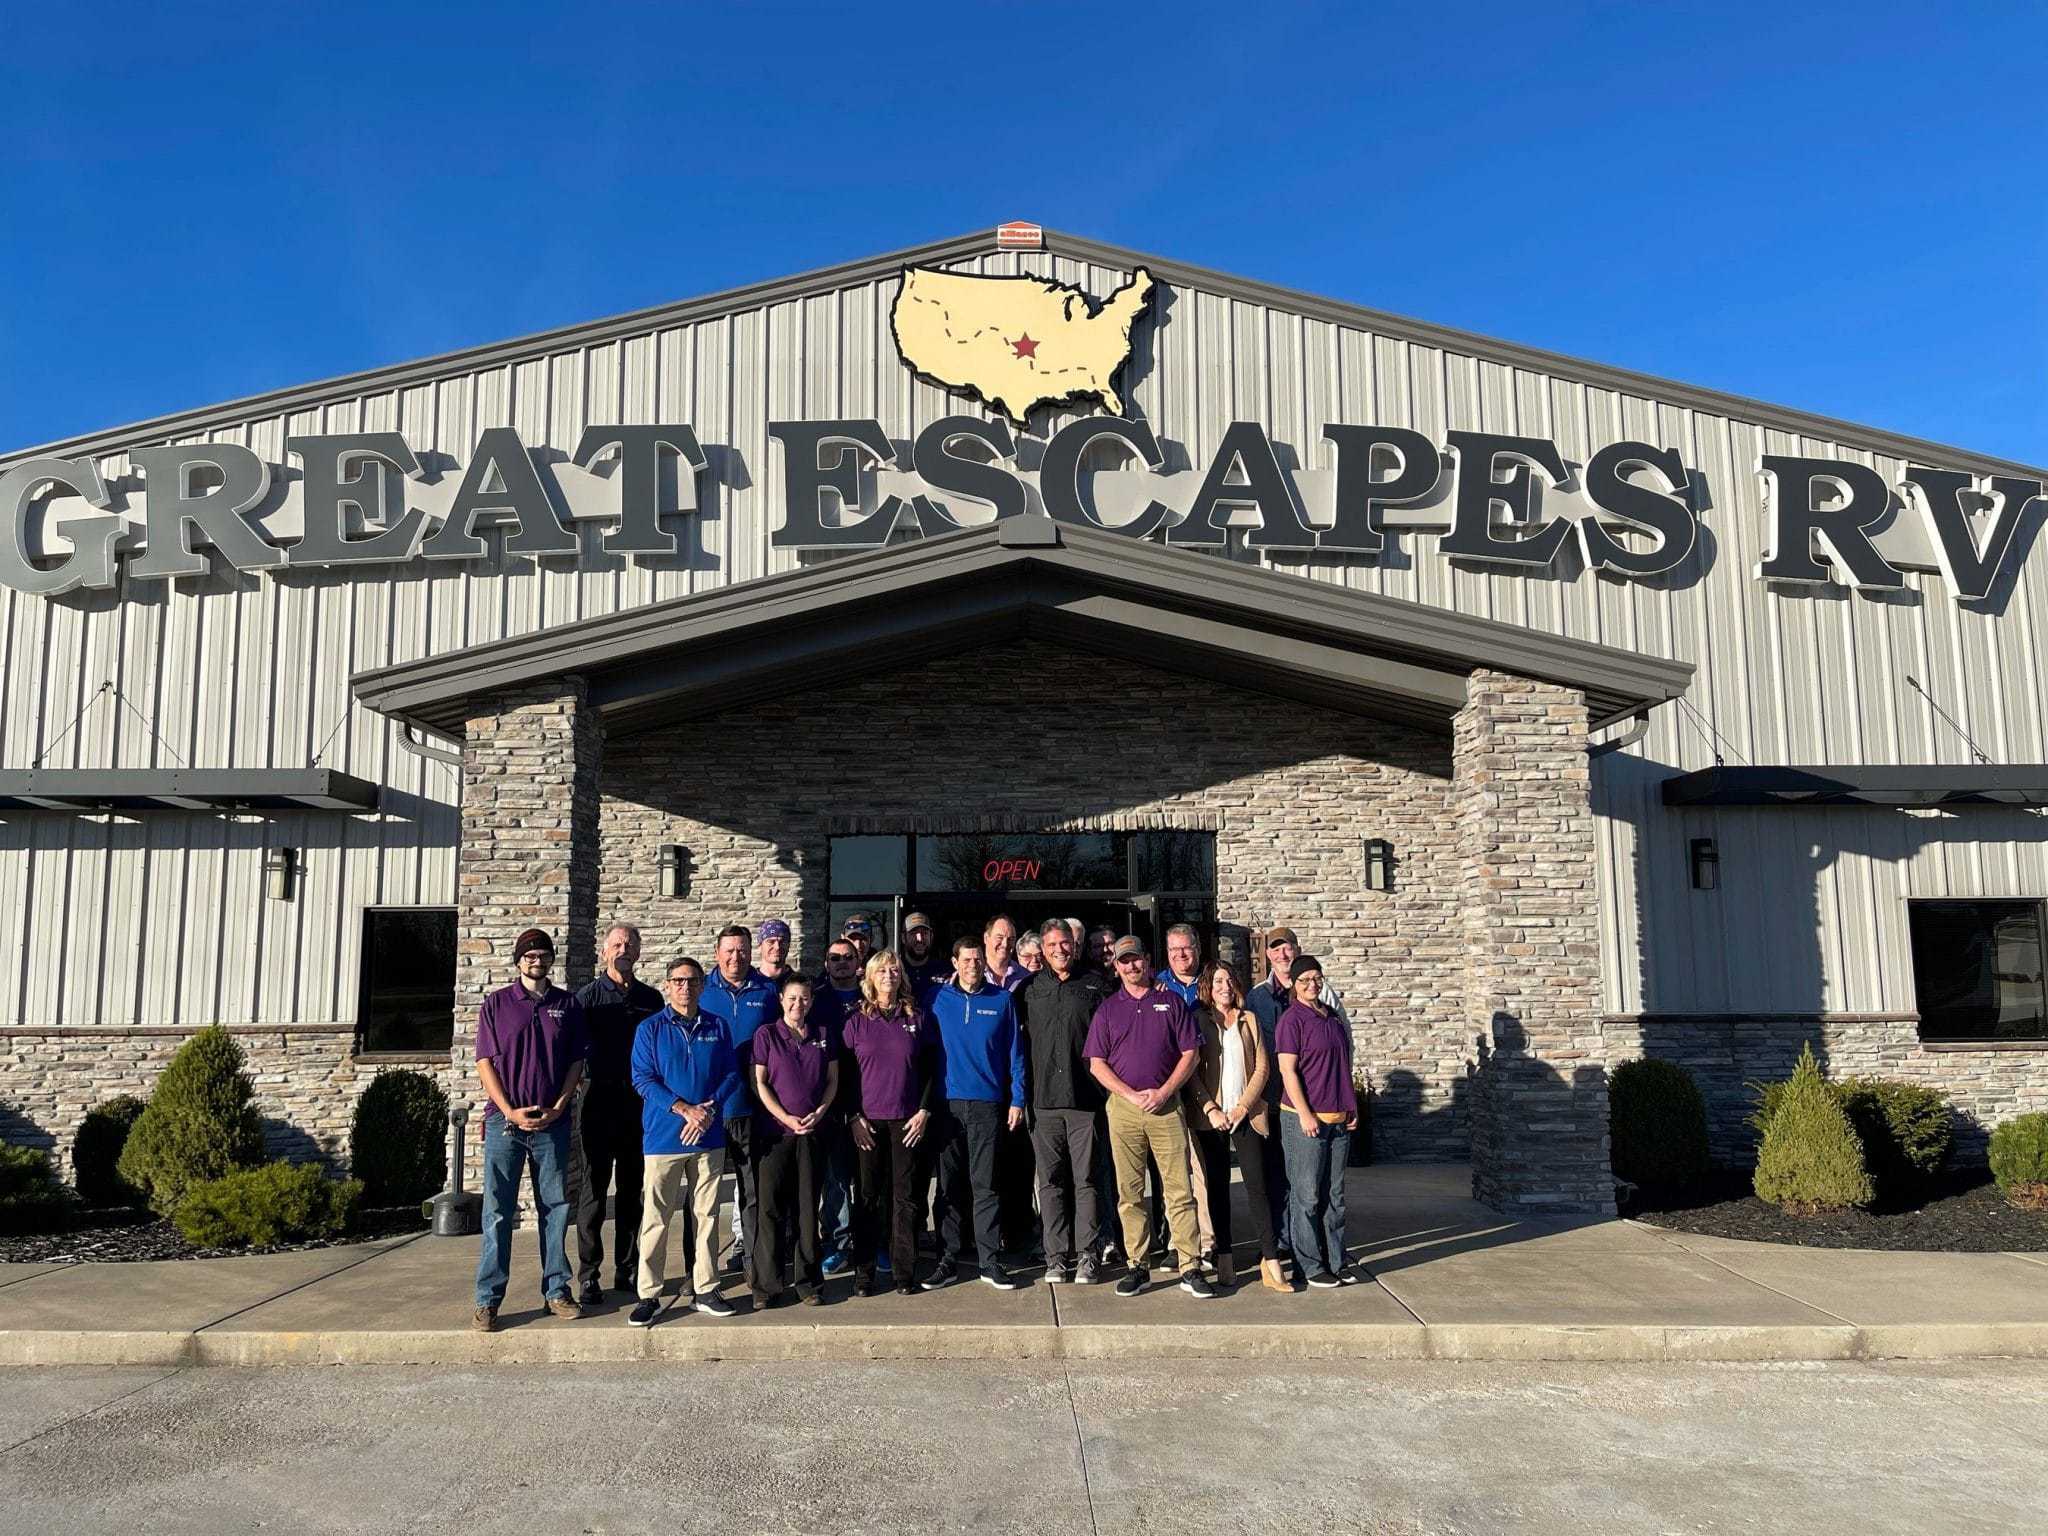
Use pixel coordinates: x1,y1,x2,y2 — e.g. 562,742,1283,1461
475,1114,575,1309
820,1121,853,1253
1280,1114,1350,1276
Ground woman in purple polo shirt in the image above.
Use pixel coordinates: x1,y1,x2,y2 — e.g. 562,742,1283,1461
750,973,840,1307
840,949,939,1297
1273,954,1359,1289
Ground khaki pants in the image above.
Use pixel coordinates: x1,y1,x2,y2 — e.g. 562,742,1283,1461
637,1148,725,1301
1106,1096,1201,1274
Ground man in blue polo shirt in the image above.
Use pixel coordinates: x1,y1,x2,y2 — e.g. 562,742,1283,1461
923,934,1027,1291
698,924,777,1279
629,956,741,1324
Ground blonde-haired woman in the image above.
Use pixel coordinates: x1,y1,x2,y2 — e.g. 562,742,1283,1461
840,949,939,1296
1186,962,1287,1292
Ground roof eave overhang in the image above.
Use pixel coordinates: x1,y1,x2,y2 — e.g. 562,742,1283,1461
352,520,1693,743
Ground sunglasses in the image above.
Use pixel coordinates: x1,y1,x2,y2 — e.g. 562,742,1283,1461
1114,955,1146,967
826,952,856,963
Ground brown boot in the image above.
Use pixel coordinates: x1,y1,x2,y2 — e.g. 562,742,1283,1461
1214,1253,1236,1289
1260,1258,1291,1293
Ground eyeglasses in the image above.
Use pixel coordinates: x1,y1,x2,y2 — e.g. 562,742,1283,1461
517,951,552,963
666,975,703,987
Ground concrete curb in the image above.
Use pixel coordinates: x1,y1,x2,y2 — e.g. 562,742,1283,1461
4,1321,2047,1367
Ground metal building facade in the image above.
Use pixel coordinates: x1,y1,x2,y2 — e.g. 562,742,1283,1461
3,226,2045,1050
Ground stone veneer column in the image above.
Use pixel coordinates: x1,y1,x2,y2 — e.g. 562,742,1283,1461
451,677,603,1114
1455,668,1612,1216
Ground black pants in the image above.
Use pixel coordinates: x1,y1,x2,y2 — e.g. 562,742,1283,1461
997,1119,1039,1253
754,1132,822,1298
1260,1107,1290,1250
726,1114,760,1268
856,1117,922,1282
935,1099,1005,1267
1030,1107,1100,1265
1192,1122,1279,1262
574,1084,644,1289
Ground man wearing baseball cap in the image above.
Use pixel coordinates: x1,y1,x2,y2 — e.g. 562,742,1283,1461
1084,936,1212,1300
471,928,590,1332
899,911,947,999
841,912,880,966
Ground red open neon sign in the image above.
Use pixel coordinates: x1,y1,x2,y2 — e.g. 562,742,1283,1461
982,857,1043,885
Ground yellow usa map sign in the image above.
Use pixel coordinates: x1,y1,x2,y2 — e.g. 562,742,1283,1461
891,265,1155,422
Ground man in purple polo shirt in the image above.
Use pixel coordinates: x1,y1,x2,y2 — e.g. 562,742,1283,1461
472,928,590,1332
1084,935,1213,1300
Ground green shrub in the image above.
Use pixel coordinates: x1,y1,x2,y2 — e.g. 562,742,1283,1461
172,1161,362,1249
0,1143,72,1234
1609,1058,1711,1192
1988,1112,2048,1211
1836,1078,1953,1196
349,1070,449,1205
117,1026,265,1216
1752,1043,1874,1213
73,1096,148,1207
1749,1072,1954,1201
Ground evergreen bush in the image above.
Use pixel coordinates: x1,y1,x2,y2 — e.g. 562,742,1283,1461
1988,1112,2048,1211
1608,1058,1711,1193
1836,1078,1953,1196
1748,1072,1954,1201
73,1095,148,1206
117,1026,265,1216
349,1070,449,1205
1752,1043,1874,1214
0,1143,72,1233
172,1161,362,1248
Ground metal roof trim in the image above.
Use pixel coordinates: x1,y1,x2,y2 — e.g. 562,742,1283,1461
7,228,2041,482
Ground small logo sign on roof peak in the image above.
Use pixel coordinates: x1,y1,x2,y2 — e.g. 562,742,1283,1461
996,221,1043,250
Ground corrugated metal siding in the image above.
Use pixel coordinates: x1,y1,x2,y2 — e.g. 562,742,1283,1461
4,248,2045,1027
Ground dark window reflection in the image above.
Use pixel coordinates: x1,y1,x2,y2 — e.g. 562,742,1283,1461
1910,899,2048,1042
359,908,457,1053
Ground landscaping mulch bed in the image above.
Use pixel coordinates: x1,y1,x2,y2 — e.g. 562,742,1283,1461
0,1206,429,1265
1629,1167,2048,1252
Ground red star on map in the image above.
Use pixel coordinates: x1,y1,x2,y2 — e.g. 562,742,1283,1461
1010,334,1038,358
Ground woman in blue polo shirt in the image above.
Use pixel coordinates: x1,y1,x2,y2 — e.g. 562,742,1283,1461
751,973,840,1307
1273,954,1359,1289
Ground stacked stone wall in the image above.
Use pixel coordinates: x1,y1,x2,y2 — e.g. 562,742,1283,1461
599,640,1476,1161
1606,1014,2048,1166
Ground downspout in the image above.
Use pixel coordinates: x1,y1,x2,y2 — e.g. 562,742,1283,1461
1587,709,1651,760
395,721,463,771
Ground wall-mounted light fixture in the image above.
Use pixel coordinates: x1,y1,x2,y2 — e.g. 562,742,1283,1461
1689,837,1719,891
658,843,686,899
264,845,297,901
1363,838,1394,892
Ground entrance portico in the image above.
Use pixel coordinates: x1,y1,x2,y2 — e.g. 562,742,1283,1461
354,517,1692,1215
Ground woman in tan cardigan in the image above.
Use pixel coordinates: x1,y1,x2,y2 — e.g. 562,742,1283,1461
1185,962,1288,1293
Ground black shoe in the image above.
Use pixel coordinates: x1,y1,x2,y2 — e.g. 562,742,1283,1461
857,1270,882,1297
1306,1270,1341,1289
922,1258,960,1291
763,1291,797,1310
697,1293,735,1319
627,1298,661,1327
980,1263,1022,1291
1115,1268,1148,1298
613,1274,635,1295
896,1281,920,1297
578,1281,605,1308
1179,1271,1217,1300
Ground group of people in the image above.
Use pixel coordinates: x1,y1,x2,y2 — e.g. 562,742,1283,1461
469,910,1361,1330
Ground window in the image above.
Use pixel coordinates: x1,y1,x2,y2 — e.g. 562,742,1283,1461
357,907,457,1053
1908,899,2048,1043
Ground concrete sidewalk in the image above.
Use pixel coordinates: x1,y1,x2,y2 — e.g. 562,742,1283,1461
2,1165,2044,1366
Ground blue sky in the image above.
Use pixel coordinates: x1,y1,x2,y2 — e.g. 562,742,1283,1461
4,1,2043,462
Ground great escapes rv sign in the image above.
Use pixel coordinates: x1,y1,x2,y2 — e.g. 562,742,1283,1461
3,264,2041,603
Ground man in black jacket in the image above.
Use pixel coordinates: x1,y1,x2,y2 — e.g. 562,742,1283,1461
1017,919,1111,1284
572,921,664,1304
